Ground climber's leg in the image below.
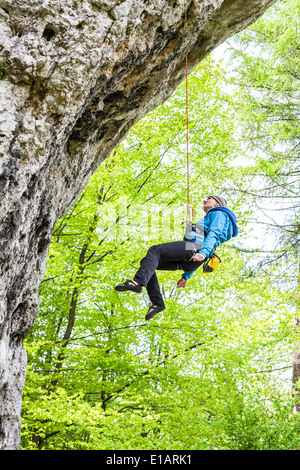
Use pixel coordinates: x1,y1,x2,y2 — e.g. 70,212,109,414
114,278,142,293
133,241,196,287
143,262,178,321
114,241,198,321
144,258,179,307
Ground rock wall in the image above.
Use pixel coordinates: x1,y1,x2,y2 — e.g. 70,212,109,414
0,0,276,450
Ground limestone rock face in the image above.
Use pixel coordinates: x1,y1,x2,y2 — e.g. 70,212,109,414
0,0,275,449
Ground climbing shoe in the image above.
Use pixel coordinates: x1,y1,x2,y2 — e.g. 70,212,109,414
114,279,142,293
145,302,166,321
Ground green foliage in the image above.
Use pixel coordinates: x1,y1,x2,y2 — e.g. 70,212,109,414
209,388,300,450
227,0,300,297
21,39,298,449
229,0,300,209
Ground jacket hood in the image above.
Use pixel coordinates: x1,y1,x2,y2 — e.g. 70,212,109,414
208,207,239,237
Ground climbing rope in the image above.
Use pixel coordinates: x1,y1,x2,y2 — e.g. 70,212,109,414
185,54,194,223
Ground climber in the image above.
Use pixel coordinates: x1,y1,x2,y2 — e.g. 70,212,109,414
114,195,238,321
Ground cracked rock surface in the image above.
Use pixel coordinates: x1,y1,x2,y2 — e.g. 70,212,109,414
0,0,275,449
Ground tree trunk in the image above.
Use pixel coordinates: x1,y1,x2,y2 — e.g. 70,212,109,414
0,0,276,450
292,256,300,412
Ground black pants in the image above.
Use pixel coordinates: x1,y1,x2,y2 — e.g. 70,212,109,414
133,241,203,306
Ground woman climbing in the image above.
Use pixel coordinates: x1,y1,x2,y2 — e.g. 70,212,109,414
115,195,238,321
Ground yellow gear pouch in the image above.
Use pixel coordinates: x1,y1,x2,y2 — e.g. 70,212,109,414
203,254,221,273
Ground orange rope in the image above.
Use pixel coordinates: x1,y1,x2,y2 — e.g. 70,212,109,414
185,54,193,222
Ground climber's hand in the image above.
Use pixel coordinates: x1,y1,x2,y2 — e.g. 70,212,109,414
191,253,205,262
177,278,187,288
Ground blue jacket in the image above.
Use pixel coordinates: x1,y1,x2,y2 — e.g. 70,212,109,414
182,207,238,280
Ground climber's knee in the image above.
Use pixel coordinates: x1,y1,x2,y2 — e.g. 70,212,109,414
147,244,160,254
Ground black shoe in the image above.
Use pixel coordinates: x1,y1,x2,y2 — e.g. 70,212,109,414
114,279,142,293
145,302,166,321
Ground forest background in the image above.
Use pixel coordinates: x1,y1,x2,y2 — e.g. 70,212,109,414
21,0,300,450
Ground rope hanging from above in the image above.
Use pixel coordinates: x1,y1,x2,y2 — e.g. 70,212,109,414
185,54,194,223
